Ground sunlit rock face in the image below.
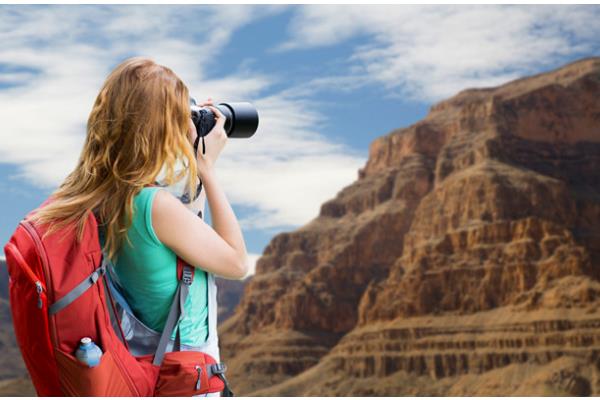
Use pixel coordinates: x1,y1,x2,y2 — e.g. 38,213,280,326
218,57,600,396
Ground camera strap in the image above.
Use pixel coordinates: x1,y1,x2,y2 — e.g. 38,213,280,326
193,134,206,156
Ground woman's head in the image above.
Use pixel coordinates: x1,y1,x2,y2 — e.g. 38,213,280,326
29,57,199,262
87,57,197,188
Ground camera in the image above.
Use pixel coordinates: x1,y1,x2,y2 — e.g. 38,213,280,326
190,97,259,154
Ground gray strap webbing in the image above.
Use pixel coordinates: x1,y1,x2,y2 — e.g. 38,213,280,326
49,259,107,315
174,323,182,352
152,265,192,366
176,265,193,352
102,274,129,348
104,262,135,315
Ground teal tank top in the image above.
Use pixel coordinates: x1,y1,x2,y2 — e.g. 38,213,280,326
105,186,208,346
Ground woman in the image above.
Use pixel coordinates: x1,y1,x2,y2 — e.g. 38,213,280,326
28,57,249,395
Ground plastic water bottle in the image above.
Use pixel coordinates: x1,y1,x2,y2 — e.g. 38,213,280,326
75,337,103,367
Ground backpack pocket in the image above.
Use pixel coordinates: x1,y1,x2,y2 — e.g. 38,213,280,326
55,346,135,396
151,351,225,396
4,240,59,395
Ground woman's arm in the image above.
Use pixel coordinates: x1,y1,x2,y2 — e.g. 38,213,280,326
152,168,249,280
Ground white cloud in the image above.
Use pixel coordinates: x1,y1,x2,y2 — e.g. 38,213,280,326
275,5,600,101
0,5,366,238
216,89,365,229
6,5,596,247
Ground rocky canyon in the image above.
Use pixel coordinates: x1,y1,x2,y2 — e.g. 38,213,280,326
218,57,600,396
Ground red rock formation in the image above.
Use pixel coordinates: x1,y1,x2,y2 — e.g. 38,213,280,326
216,276,250,322
219,57,600,395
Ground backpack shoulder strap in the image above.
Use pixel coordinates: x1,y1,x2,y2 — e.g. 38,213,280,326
153,262,194,365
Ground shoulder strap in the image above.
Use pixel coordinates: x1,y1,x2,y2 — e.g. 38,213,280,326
153,263,194,365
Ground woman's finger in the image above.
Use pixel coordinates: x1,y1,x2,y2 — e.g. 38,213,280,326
198,97,213,106
211,106,224,119
207,105,225,122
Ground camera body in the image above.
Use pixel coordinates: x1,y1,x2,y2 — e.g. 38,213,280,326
190,98,259,154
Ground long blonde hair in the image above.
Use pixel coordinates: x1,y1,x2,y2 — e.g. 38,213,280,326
28,57,198,263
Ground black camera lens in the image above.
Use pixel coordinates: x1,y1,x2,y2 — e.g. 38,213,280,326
190,98,259,141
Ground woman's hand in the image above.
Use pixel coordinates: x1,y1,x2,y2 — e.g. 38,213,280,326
189,98,228,179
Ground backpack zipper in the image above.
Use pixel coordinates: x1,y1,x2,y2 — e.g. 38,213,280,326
35,281,44,308
195,365,202,390
20,220,56,343
4,241,46,309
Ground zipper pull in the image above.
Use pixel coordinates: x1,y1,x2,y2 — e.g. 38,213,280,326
195,365,202,390
35,281,43,309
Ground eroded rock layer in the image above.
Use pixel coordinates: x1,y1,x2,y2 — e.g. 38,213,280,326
219,57,600,396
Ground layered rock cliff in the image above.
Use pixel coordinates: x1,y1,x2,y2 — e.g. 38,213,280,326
219,57,600,396
216,277,250,323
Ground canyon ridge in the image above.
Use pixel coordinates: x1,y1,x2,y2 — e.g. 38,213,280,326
218,57,600,396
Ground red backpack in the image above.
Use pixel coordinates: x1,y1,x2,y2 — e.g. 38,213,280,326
3,196,234,396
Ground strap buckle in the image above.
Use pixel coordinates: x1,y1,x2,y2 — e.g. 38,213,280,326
210,363,234,397
182,266,193,286
90,264,106,284
211,362,227,375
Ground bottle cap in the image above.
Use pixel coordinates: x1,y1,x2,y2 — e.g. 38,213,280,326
80,337,92,345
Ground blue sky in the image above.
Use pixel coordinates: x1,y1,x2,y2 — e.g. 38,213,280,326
1,5,599,275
